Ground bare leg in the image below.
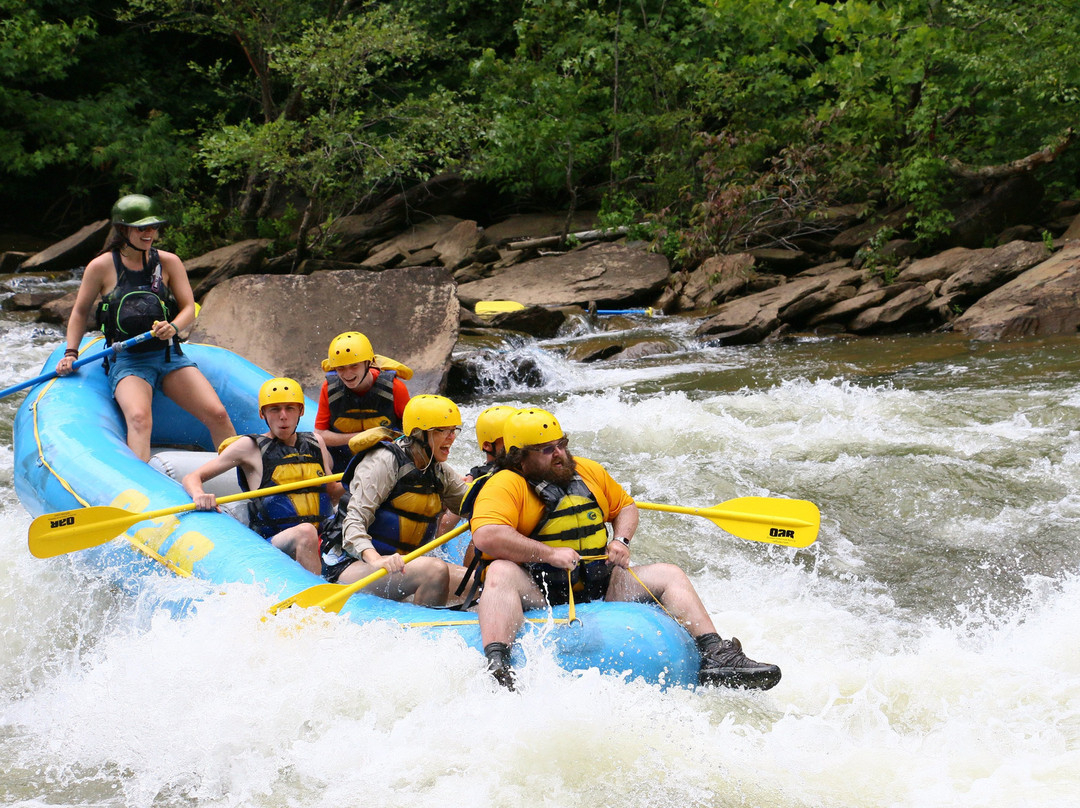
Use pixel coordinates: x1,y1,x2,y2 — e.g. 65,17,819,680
606,562,717,637
113,375,156,461
477,560,548,646
336,556,453,606
270,523,321,574
161,365,236,450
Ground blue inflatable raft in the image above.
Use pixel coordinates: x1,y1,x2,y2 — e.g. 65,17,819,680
13,337,700,687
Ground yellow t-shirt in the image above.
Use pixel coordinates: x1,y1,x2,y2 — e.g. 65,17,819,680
469,456,633,536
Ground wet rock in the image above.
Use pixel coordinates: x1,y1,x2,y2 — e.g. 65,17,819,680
2,291,65,311
446,350,546,399
39,292,98,329
483,211,599,245
848,285,935,333
610,340,671,361
19,220,110,273
746,248,812,275
190,265,458,395
936,240,1050,304
695,277,828,342
578,344,623,363
483,305,568,339
951,241,1080,339
458,242,668,309
433,220,484,270
189,239,273,297
0,251,32,274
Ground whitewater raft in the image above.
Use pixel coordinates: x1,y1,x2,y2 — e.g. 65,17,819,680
13,337,700,687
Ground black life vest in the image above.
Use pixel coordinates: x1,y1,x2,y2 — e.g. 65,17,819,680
453,461,498,606
240,432,333,539
325,369,400,471
96,248,181,358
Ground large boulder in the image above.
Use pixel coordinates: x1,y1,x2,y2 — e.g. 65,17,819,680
669,253,784,311
847,284,935,333
483,211,599,245
18,220,111,273
695,275,830,343
896,240,1049,297
936,240,1050,302
188,266,459,395
951,241,1080,339
457,242,669,309
189,239,274,297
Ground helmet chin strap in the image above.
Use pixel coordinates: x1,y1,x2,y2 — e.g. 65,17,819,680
410,432,434,470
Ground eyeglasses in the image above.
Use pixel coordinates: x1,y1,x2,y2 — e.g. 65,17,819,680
134,223,162,232
528,437,569,455
430,426,461,438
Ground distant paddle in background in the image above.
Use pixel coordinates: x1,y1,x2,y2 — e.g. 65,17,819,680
474,300,655,319
0,331,156,401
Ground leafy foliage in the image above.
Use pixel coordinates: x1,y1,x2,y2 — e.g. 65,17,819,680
1,0,1078,260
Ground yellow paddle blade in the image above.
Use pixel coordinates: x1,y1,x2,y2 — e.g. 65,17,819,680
28,472,344,559
636,496,820,548
475,300,527,319
269,522,469,615
28,503,197,558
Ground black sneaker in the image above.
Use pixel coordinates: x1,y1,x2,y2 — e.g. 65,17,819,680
484,642,516,691
696,634,781,691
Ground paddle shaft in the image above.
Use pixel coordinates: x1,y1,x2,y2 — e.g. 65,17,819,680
28,472,344,558
637,501,812,527
595,308,654,316
0,331,157,400
269,521,470,614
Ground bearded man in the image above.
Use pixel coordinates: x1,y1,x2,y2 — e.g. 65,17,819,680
468,407,781,692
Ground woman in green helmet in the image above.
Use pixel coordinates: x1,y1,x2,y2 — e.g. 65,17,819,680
55,193,236,461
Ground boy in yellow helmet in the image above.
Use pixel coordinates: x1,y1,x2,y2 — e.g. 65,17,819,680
182,378,341,574
315,331,411,473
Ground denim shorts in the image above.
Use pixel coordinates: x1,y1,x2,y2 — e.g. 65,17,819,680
107,346,199,395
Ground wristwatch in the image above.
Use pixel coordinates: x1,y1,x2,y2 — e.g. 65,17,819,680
612,536,631,547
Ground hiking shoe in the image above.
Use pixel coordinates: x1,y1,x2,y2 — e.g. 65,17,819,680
696,634,781,691
484,642,516,691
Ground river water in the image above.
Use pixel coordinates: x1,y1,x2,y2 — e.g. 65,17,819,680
1,272,1078,807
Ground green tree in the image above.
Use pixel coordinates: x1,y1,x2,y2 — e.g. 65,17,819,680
123,0,477,258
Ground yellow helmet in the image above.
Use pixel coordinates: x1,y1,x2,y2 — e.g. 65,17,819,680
475,405,519,451
258,377,306,416
403,395,461,437
321,331,375,372
503,408,564,451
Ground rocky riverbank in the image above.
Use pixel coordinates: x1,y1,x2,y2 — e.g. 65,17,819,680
5,173,1080,396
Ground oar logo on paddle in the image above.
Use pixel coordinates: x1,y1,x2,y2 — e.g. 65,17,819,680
50,515,76,529
769,527,796,539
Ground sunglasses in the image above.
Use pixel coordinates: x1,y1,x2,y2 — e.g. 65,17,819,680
430,426,461,438
529,437,569,455
134,223,163,232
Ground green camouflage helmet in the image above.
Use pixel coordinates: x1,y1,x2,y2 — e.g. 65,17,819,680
111,194,168,228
